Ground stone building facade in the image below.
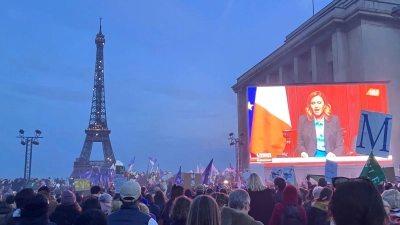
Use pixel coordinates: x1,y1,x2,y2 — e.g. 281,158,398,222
232,0,400,172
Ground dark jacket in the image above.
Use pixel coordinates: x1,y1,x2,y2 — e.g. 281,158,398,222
170,220,186,225
248,188,274,225
297,115,343,156
272,190,283,204
159,200,174,225
49,204,80,225
306,201,329,225
0,204,13,225
5,209,21,225
221,207,263,225
148,204,160,220
108,204,151,225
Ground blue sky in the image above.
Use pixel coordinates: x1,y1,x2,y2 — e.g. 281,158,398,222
0,0,332,179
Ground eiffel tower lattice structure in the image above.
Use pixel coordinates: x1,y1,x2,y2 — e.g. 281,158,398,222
70,19,116,179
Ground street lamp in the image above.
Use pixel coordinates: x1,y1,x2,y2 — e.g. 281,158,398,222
17,129,44,180
228,132,245,187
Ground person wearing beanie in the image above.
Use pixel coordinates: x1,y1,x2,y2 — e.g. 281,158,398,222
37,186,58,216
268,185,307,225
381,189,400,209
307,187,332,225
108,180,157,225
19,194,57,225
49,191,81,225
312,186,324,199
195,184,205,198
99,193,112,215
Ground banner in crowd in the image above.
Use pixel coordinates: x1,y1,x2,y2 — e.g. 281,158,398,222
325,159,338,183
269,166,296,184
113,177,127,193
360,152,386,184
74,179,90,191
356,110,392,158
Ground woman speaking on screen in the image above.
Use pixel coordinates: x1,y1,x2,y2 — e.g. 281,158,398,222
296,91,344,158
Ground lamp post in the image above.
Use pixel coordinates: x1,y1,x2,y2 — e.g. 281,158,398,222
228,132,245,187
17,129,43,180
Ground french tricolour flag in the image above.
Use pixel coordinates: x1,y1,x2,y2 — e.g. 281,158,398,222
249,87,292,157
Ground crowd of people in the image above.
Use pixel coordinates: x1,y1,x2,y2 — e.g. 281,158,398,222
0,172,398,225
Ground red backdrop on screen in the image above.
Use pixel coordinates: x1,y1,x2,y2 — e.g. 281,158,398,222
285,83,388,155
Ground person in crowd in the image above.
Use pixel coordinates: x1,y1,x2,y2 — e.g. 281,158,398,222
91,186,101,198
220,189,228,195
99,193,113,216
306,187,332,225
49,190,81,225
159,185,184,225
6,188,35,225
297,90,343,158
141,187,147,198
184,189,193,199
161,180,168,195
154,190,168,211
246,173,275,225
145,194,160,220
74,209,108,225
18,194,56,225
269,185,307,225
169,196,192,225
0,194,14,225
81,196,102,212
108,180,156,225
110,200,122,214
220,189,262,225
382,189,400,209
211,192,229,209
206,188,214,195
329,178,388,225
378,184,385,195
37,186,58,216
272,177,286,204
312,187,324,200
75,193,83,206
55,194,61,204
317,178,327,188
195,185,205,198
138,202,157,220
186,195,220,225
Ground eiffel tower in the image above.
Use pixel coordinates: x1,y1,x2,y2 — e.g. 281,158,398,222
71,18,116,178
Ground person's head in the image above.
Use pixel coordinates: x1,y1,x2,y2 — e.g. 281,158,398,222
15,188,35,209
119,180,141,205
74,209,108,225
329,179,387,225
99,193,112,204
196,184,205,195
211,192,229,209
282,185,299,206
90,186,101,196
20,194,48,219
137,202,150,214
76,193,83,204
5,194,15,206
145,194,155,204
316,187,332,202
37,186,50,194
186,195,220,225
154,190,167,205
247,173,266,192
61,190,76,206
318,178,327,187
228,189,251,214
313,186,324,199
274,177,286,191
381,189,400,209
82,197,102,212
305,91,331,121
170,185,185,200
169,196,192,221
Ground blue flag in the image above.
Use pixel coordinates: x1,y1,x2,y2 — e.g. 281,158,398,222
202,159,213,185
80,169,93,179
149,157,157,166
90,167,101,185
129,156,136,166
174,166,182,185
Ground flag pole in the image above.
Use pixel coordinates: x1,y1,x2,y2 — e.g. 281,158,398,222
312,0,315,16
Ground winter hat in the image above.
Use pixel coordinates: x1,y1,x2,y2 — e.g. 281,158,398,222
61,190,76,206
99,193,112,204
196,184,204,193
313,186,324,199
382,189,400,209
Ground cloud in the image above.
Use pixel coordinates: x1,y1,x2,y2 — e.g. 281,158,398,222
179,111,225,119
8,83,88,103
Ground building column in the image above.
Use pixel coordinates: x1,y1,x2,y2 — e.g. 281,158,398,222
332,31,348,82
279,66,283,83
294,57,299,83
311,46,318,82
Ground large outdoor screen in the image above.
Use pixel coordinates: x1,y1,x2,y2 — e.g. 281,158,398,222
247,83,389,160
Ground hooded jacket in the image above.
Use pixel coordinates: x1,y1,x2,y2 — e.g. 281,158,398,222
268,185,307,225
306,201,330,225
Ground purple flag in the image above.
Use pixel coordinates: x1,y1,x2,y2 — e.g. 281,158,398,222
174,166,182,185
202,159,213,185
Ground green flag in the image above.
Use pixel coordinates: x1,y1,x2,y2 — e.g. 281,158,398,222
360,152,386,184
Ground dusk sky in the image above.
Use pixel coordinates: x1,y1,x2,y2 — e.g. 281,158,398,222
0,0,332,179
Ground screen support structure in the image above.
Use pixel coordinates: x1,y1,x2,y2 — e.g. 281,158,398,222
228,132,245,188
